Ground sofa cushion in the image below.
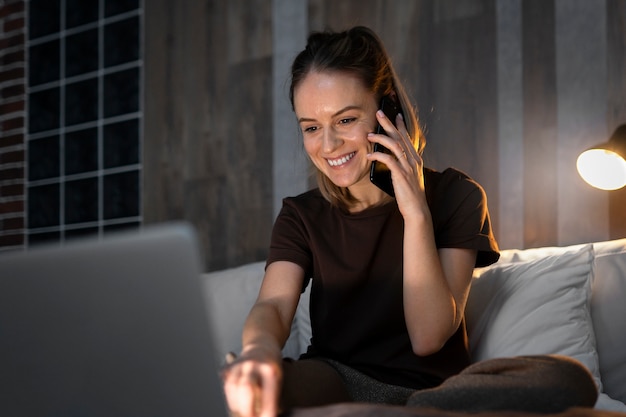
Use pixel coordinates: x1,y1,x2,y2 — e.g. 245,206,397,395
465,245,605,406
202,261,304,365
590,239,626,406
488,239,626,410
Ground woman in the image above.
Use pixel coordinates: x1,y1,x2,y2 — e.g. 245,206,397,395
222,26,597,417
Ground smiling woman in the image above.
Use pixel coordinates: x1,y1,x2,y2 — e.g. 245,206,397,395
221,26,597,417
295,71,380,200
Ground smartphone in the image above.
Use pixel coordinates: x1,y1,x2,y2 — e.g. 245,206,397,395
369,96,404,197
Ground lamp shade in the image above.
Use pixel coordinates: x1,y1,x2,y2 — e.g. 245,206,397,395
577,124,626,190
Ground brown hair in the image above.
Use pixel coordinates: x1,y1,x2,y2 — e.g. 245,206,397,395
290,26,425,209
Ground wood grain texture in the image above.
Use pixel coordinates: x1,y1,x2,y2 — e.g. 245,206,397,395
607,0,626,240
141,0,624,270
143,0,273,270
521,0,558,248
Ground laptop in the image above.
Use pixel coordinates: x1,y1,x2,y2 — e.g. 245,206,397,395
0,222,228,417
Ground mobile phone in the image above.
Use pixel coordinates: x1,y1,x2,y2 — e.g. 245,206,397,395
369,96,404,197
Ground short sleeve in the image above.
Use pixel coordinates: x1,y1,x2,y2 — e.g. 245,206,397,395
426,168,500,267
266,197,314,275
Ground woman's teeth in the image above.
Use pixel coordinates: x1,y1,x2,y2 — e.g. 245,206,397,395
327,152,356,167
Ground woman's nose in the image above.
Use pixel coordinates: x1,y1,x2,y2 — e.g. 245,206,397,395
322,129,342,153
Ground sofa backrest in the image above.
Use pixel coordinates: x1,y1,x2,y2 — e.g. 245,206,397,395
201,238,626,411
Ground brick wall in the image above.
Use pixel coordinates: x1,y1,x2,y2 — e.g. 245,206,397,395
0,0,26,251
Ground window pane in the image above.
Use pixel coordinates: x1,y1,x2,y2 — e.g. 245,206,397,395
65,78,98,126
104,16,139,67
29,40,60,86
103,68,139,117
103,170,139,219
29,0,61,39
29,88,60,133
28,183,60,228
66,0,99,29
65,177,99,224
29,231,61,246
104,119,139,168
29,135,60,181
65,128,98,175
105,0,139,17
66,28,99,77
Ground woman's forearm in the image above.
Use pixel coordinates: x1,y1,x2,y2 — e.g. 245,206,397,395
402,213,459,356
241,301,292,359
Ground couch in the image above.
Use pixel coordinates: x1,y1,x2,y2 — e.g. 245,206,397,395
202,238,626,413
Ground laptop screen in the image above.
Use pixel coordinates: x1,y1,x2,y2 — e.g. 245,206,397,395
0,223,228,417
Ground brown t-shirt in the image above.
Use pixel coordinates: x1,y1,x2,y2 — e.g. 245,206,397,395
267,167,500,389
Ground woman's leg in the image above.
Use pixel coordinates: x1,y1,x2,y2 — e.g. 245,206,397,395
280,358,352,409
406,355,598,412
280,358,415,408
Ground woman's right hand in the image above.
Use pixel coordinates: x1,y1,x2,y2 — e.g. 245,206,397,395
222,344,283,417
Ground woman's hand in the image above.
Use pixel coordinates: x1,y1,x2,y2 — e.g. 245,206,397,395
367,110,427,218
222,261,304,417
222,344,283,417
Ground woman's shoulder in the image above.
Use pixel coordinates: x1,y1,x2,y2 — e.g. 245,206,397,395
425,167,486,199
424,166,490,222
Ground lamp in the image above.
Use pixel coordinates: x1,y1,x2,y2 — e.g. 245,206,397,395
576,124,626,190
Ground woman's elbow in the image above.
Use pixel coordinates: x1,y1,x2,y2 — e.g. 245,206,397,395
409,322,460,356
410,336,446,357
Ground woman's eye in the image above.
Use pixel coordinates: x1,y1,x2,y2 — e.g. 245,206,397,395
339,118,356,125
303,126,318,133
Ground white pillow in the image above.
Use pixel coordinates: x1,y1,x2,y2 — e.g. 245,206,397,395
591,239,626,407
465,245,602,399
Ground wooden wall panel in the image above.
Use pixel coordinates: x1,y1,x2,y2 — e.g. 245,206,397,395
607,0,626,240
555,0,609,246
412,1,500,235
521,0,558,248
143,0,274,270
141,0,624,270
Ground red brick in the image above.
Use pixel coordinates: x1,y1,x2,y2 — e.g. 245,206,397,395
0,232,24,246
2,216,24,230
0,49,25,66
0,2,25,19
0,133,24,147
0,183,24,197
0,100,24,114
0,166,24,181
0,83,25,99
4,16,25,32
0,199,24,214
0,33,24,50
0,66,24,83
1,116,24,131
0,149,24,164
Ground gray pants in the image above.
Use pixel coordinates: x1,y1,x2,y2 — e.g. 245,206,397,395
280,355,598,413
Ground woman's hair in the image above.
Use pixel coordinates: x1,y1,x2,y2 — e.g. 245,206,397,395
289,26,425,209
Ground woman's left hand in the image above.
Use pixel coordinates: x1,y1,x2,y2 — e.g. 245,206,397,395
367,110,427,217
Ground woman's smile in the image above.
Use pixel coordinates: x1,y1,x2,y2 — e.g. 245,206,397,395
327,151,357,167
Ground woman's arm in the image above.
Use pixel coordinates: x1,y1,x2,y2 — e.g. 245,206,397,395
402,212,477,356
368,110,478,357
223,261,305,417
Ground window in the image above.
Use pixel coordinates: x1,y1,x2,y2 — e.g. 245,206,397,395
27,0,142,245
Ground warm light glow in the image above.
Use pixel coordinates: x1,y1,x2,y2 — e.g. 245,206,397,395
576,149,626,190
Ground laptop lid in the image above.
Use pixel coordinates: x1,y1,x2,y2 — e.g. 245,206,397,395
0,223,228,417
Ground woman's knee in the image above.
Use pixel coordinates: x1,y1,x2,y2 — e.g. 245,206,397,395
280,358,352,409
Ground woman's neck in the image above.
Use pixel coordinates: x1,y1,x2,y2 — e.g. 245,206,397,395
347,190,394,213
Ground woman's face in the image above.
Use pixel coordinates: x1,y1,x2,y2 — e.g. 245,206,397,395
293,70,380,194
